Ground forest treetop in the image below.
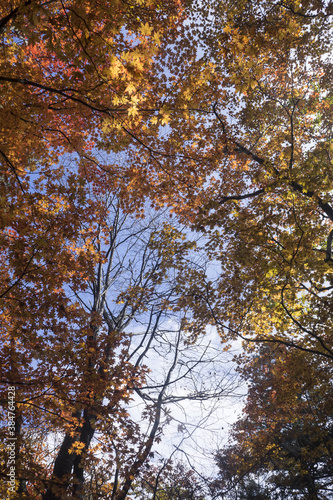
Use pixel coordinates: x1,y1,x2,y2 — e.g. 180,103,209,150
1,1,333,499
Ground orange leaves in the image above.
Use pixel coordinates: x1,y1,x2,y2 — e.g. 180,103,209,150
1,0,333,498
217,345,333,497
178,0,333,365
0,0,189,215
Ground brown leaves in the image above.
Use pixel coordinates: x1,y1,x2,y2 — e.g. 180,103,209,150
216,346,333,497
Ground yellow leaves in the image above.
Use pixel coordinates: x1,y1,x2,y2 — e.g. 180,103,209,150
139,22,153,37
153,31,161,46
69,441,86,455
108,55,122,79
101,116,122,134
121,48,146,74
101,118,112,134
183,87,193,101
149,106,171,125
128,106,139,118
161,110,171,125
36,195,70,216
223,24,233,35
125,82,137,95
237,83,248,95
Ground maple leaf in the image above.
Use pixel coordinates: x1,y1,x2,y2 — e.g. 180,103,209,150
215,345,333,498
139,22,153,37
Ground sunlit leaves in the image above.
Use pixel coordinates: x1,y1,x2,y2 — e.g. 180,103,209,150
183,0,333,360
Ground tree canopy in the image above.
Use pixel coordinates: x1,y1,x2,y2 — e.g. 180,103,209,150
215,345,333,499
183,0,333,360
1,0,333,499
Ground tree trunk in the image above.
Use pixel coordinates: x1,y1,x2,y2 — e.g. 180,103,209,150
42,408,96,500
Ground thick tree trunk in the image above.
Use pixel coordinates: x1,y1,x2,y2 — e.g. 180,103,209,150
42,409,96,500
43,430,78,500
72,409,96,499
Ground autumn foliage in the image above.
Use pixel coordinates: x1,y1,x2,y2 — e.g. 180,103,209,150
215,345,333,498
0,1,202,498
188,0,333,362
1,0,333,499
